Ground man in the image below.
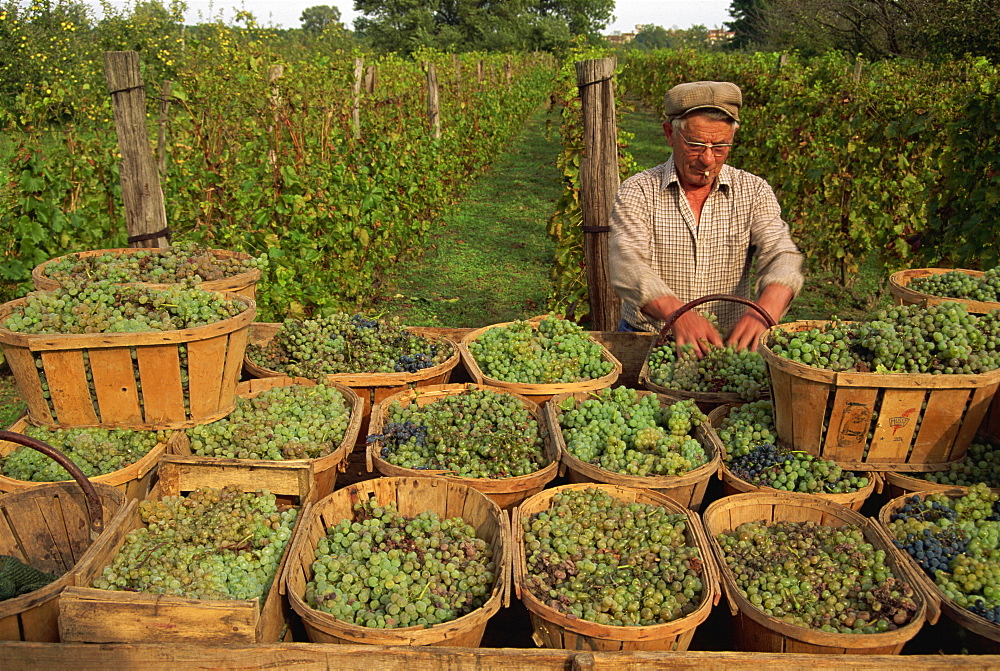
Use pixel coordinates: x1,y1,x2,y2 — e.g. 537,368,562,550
609,80,804,356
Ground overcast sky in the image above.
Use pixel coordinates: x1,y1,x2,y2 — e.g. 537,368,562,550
86,0,734,33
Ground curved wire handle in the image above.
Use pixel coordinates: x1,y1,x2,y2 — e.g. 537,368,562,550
654,293,778,348
0,430,104,539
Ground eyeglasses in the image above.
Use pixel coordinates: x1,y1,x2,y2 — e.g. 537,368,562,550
676,130,734,158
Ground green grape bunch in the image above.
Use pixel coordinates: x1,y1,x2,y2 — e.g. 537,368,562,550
769,302,1000,374
40,242,268,286
1,425,166,481
186,383,354,460
647,341,768,400
909,268,1000,304
247,313,453,380
521,488,705,626
556,387,709,477
305,499,496,629
92,486,298,601
468,315,614,384
915,441,1000,488
372,387,547,478
717,520,919,633
3,280,248,335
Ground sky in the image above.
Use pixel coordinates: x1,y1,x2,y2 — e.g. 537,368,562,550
85,0,734,33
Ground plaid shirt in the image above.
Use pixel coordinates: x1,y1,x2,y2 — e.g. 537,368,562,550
609,157,804,334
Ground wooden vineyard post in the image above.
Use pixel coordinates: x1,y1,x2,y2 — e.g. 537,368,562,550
575,58,621,331
426,61,440,140
477,59,485,90
103,51,169,249
352,57,363,140
364,64,377,95
504,55,512,84
267,65,283,167
156,80,171,177
453,54,461,97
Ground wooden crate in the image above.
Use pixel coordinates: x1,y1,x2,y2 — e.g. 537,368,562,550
284,476,510,646
512,483,720,651
0,294,255,430
759,321,1000,471
0,417,181,501
705,404,877,511
703,491,927,654
32,247,261,300
545,391,721,511
458,321,622,406
58,458,312,644
244,323,460,439
878,488,1000,653
367,383,558,511
169,376,363,501
0,481,128,642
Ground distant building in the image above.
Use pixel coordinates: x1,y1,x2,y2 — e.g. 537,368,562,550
605,31,637,45
707,29,735,44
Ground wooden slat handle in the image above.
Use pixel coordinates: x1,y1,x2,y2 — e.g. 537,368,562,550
0,430,104,539
655,293,778,348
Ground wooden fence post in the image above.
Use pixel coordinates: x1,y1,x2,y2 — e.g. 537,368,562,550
103,50,169,248
426,61,440,140
157,80,171,177
352,57,364,140
575,58,621,331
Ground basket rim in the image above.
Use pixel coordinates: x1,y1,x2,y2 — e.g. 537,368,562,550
365,383,559,490
511,482,720,640
244,322,460,385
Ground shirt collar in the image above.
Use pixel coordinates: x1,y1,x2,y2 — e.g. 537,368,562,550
661,156,732,194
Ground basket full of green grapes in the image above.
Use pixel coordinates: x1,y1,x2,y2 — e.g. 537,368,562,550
546,387,720,511
890,267,1000,314
879,483,1000,652
459,315,621,405
284,476,509,646
705,491,926,654
513,484,719,651
883,439,1000,499
366,384,557,510
759,302,1000,471
0,418,176,501
175,376,363,498
708,400,875,511
0,281,255,429
32,243,267,300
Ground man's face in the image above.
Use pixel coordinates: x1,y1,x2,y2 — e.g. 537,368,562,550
663,113,736,190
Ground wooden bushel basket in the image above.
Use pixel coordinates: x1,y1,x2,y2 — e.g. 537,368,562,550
0,293,255,430
703,490,927,654
759,320,1000,471
705,404,877,511
32,247,262,300
545,391,721,511
0,430,128,642
512,483,721,651
889,268,1000,442
0,416,179,501
638,294,774,412
877,488,1000,653
244,323,460,439
366,384,558,511
284,476,510,647
458,320,622,406
58,457,313,644
169,376,363,501
881,469,1000,501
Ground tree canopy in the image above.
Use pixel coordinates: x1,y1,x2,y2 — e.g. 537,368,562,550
300,5,343,35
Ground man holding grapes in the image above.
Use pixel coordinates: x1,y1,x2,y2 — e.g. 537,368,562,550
609,80,804,356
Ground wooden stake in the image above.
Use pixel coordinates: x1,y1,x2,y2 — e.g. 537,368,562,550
156,80,171,178
426,61,440,140
352,57,363,140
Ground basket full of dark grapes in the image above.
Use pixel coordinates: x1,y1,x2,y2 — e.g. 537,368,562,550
0,282,256,429
704,490,926,654
638,294,774,411
759,302,1000,471
32,243,266,300
366,384,557,510
707,401,875,511
879,483,1000,652
545,388,720,511
513,483,720,651
283,476,509,646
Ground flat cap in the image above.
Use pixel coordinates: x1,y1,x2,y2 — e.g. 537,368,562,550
664,81,742,122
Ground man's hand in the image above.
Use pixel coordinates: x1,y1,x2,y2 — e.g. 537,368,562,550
642,295,723,358
726,284,794,351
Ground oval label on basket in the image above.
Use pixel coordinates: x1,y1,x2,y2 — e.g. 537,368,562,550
837,402,871,446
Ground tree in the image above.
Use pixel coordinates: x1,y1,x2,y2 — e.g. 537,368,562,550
300,5,343,35
726,0,769,50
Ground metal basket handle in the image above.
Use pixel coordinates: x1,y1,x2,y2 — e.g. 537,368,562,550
0,430,104,539
654,293,778,348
